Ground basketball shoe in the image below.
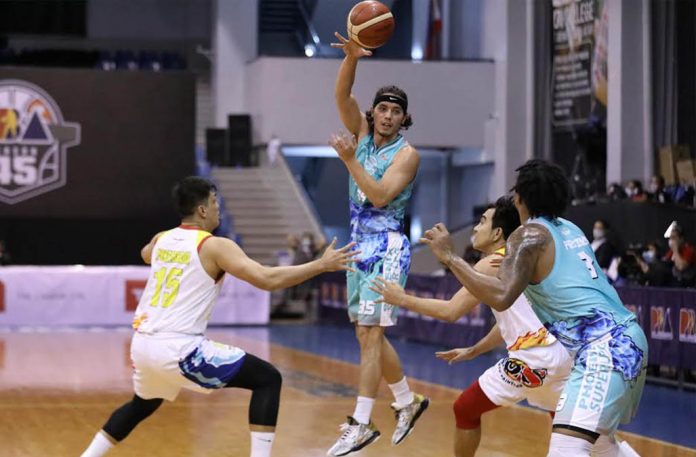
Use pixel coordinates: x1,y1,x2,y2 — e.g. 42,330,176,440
391,393,430,445
326,416,380,456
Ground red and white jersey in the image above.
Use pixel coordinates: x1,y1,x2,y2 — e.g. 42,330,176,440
133,225,222,335
490,248,557,355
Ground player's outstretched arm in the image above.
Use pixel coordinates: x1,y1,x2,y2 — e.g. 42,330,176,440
330,132,419,208
207,237,359,291
435,324,504,364
140,231,166,265
422,224,547,311
368,255,498,323
332,32,370,138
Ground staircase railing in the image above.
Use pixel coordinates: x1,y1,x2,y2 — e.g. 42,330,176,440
258,144,327,246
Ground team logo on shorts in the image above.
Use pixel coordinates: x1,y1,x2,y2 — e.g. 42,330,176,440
0,80,81,204
679,308,696,343
502,358,547,388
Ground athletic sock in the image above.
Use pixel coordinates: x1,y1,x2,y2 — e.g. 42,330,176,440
250,431,275,457
80,430,115,457
352,396,375,424
388,377,414,408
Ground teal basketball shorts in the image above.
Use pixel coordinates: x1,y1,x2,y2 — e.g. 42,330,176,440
347,232,410,327
553,321,648,436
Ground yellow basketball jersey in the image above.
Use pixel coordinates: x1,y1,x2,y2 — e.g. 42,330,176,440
133,225,223,335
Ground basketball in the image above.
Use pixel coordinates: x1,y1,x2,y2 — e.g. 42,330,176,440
347,1,395,49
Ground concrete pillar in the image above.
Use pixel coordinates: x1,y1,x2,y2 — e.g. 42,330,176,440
606,0,653,184
212,0,258,127
484,0,533,199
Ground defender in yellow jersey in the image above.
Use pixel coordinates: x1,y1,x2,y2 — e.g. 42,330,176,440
80,177,358,457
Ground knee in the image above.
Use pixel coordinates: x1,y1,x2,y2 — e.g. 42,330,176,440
357,326,383,349
132,396,163,419
267,364,282,391
452,381,497,430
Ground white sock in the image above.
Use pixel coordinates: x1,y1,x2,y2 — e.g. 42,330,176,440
80,431,115,457
388,377,414,408
547,432,592,457
352,396,375,424
593,434,620,457
250,431,275,457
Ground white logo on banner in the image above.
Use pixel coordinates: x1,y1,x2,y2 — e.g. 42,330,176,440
0,80,81,204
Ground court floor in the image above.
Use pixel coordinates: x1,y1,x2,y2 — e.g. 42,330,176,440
0,324,694,457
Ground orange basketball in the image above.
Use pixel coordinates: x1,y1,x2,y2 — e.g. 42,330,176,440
347,1,395,49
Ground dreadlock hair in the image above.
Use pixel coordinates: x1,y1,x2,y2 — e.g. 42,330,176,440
511,159,570,219
365,85,413,133
488,195,521,240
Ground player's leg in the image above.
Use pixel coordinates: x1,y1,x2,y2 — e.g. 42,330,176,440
452,380,499,457
377,232,429,445
328,249,383,456
80,394,163,457
224,353,282,457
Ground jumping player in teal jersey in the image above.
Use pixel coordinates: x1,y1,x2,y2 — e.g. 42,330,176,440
325,31,428,456
421,160,646,457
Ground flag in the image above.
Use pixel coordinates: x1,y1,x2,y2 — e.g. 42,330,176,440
426,0,443,60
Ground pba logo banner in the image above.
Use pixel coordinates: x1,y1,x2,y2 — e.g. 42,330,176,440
0,80,81,204
679,308,696,344
650,306,673,341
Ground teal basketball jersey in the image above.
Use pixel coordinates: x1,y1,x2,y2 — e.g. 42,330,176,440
349,133,413,237
523,217,635,352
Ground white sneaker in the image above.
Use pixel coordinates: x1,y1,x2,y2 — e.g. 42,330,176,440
326,416,380,456
391,393,430,445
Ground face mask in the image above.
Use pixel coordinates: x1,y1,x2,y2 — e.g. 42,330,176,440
642,250,655,263
593,229,605,240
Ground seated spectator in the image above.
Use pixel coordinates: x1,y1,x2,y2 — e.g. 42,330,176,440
607,182,627,200
664,225,696,286
625,179,648,202
591,219,620,271
631,241,672,287
665,179,695,206
648,175,671,204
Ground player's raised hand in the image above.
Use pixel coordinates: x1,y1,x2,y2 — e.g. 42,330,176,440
435,347,478,365
331,32,373,59
319,237,360,272
369,276,406,306
420,223,455,264
329,131,358,162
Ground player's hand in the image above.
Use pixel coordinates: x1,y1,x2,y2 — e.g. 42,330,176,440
420,223,455,264
319,237,360,272
435,347,478,364
331,32,373,59
329,131,358,163
369,276,405,306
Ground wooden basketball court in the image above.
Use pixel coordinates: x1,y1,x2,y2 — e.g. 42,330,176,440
0,329,693,457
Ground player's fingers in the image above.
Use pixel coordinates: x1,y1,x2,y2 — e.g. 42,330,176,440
328,237,337,249
372,276,386,287
339,241,357,252
419,237,431,245
334,31,348,42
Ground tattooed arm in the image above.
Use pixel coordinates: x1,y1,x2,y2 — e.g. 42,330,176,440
421,223,550,311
